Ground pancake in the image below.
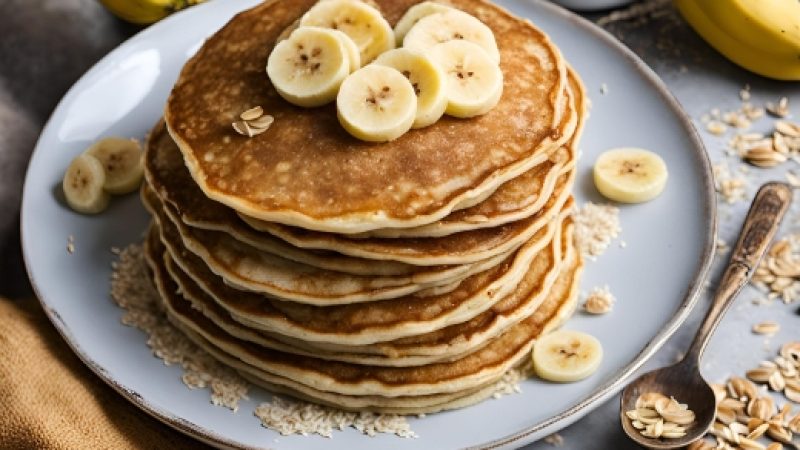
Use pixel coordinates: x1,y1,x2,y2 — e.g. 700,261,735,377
151,249,583,413
147,112,575,266
165,0,572,233
238,173,574,265
155,220,578,367
143,186,527,304
145,120,439,277
150,230,583,404
349,68,586,239
153,200,570,344
145,182,511,296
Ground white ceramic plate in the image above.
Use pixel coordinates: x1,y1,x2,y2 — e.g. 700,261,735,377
21,1,715,448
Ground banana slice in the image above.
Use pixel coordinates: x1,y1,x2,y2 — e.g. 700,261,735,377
593,148,669,203
86,137,144,195
403,9,500,64
393,1,454,46
330,29,362,72
267,26,351,107
300,0,395,64
337,65,417,142
62,154,110,215
373,49,447,128
427,40,503,118
533,330,603,383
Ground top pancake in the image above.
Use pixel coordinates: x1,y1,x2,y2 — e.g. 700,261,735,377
165,0,568,233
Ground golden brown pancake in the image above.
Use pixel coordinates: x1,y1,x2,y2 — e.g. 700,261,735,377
147,216,569,361
165,0,571,233
351,68,586,238
146,226,583,409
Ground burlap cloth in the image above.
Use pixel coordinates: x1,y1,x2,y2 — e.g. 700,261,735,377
0,297,208,449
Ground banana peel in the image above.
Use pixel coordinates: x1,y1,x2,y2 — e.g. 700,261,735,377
98,0,205,25
675,0,800,81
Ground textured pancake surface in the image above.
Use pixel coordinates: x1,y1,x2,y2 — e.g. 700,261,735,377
144,223,583,409
148,215,569,352
165,0,569,233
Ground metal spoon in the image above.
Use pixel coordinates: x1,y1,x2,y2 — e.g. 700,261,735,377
620,182,792,449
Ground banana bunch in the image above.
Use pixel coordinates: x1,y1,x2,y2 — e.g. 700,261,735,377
675,0,800,81
98,0,205,25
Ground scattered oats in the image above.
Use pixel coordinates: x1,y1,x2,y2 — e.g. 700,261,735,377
249,115,275,129
716,238,730,255
240,106,264,121
232,120,253,136
713,163,748,204
740,86,751,102
743,145,787,168
600,83,608,95
253,397,417,438
723,110,751,129
707,120,728,136
110,246,121,255
767,97,790,118
543,433,564,447
619,240,627,248
232,106,274,137
752,234,800,304
753,321,781,336
688,439,717,450
573,202,621,259
583,285,615,315
491,365,529,398
66,235,75,254
695,340,800,447
776,120,800,138
742,102,765,121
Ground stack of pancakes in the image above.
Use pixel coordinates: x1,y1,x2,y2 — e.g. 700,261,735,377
141,0,587,414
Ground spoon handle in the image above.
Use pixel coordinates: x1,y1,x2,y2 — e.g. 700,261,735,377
684,182,792,364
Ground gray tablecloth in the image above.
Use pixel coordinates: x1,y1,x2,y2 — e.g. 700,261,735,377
2,1,798,448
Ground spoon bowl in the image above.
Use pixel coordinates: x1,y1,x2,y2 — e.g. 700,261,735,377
620,359,717,449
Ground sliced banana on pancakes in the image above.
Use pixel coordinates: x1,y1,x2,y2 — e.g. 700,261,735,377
329,29,362,73
267,26,351,107
374,48,447,128
267,1,504,140
533,330,603,383
403,9,501,64
300,0,395,64
427,40,504,118
63,154,111,215
86,137,144,194
337,65,417,142
393,1,455,46
593,148,669,203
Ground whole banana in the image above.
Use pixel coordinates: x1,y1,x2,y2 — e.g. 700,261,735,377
675,0,800,81
98,0,205,25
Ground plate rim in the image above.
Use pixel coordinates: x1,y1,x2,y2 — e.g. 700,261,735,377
20,0,717,448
